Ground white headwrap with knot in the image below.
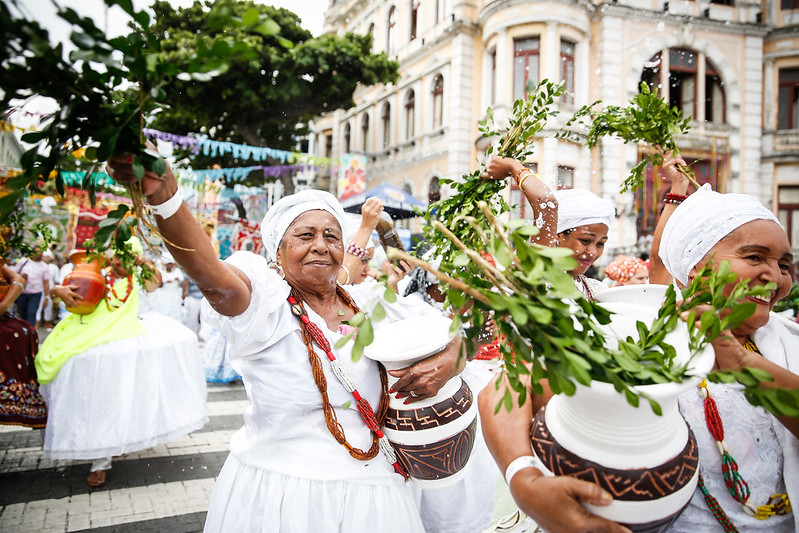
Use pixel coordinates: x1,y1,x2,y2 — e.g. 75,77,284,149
554,188,615,234
261,189,347,262
658,184,782,285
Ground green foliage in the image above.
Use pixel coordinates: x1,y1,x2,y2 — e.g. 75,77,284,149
0,206,54,260
562,82,693,193
150,0,399,186
423,80,565,265
0,0,278,223
773,284,799,315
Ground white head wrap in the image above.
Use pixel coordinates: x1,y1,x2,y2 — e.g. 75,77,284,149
658,184,782,285
554,188,615,234
261,190,347,262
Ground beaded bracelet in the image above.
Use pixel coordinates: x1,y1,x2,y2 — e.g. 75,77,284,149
664,193,687,205
12,280,25,291
346,242,367,259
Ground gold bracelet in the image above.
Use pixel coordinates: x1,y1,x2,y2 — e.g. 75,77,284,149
517,171,538,189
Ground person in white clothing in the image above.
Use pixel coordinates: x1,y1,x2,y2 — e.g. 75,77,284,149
106,152,465,533
13,246,51,327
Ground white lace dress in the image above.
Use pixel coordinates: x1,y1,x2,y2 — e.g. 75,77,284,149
202,252,441,533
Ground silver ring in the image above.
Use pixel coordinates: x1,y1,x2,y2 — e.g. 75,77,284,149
409,390,418,398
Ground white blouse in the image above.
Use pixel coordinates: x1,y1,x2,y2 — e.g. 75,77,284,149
203,252,441,484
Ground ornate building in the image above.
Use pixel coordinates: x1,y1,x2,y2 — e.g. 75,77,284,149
310,0,799,257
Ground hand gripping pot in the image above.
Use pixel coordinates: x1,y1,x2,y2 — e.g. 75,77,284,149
364,315,477,489
530,284,715,532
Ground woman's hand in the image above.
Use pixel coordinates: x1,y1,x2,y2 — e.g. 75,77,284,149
105,141,177,205
484,156,525,181
511,470,630,533
389,337,463,403
386,260,411,292
660,151,690,195
52,285,82,308
360,197,384,231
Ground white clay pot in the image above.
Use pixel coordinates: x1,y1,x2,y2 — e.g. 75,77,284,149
365,315,477,489
531,284,715,531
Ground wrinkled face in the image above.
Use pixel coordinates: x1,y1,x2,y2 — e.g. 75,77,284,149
276,210,344,292
689,219,793,337
626,268,649,285
558,223,609,277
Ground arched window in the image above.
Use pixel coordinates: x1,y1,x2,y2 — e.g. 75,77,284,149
640,48,726,124
343,122,351,154
405,90,415,140
410,1,419,41
381,102,391,148
428,176,441,203
514,37,540,100
560,40,575,105
361,114,370,152
387,7,396,54
432,74,444,129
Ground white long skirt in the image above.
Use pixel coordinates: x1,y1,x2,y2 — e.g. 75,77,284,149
204,454,426,533
41,311,208,460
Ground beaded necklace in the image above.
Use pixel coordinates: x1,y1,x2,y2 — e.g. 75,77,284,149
697,337,791,532
288,287,409,480
575,275,596,302
104,274,133,311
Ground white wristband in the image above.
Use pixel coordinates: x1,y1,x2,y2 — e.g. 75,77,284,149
149,188,183,220
504,455,549,486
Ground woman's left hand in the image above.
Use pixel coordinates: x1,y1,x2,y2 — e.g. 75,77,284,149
389,337,463,403
386,260,411,291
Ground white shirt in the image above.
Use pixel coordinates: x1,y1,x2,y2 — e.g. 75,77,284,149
14,259,52,294
203,252,441,483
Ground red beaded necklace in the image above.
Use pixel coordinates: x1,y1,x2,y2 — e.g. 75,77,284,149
288,288,409,480
104,274,133,311
697,338,791,532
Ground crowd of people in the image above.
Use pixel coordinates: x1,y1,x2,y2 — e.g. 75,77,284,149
0,141,796,533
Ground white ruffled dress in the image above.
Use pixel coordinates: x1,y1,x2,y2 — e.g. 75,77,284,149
202,252,439,533
41,311,208,460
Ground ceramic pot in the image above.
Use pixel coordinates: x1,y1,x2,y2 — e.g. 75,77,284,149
365,315,477,489
62,250,107,315
530,284,715,532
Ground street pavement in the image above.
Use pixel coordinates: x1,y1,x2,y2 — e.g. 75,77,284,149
0,381,247,532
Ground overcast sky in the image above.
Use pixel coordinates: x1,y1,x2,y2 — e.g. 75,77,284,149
10,0,329,128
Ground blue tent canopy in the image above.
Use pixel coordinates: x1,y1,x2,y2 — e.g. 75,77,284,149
340,182,427,219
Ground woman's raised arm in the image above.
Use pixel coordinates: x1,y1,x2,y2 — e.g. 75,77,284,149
106,153,251,317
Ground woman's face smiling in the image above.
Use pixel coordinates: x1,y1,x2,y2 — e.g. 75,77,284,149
690,219,793,338
558,223,609,277
276,210,344,293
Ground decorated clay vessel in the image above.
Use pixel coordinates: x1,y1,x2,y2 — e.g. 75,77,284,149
530,284,715,532
62,250,107,315
365,315,477,489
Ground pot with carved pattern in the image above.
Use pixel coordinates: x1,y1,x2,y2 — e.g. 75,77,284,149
62,249,107,315
365,315,477,489
530,284,715,532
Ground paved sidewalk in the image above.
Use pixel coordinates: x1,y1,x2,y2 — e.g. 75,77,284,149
0,382,246,532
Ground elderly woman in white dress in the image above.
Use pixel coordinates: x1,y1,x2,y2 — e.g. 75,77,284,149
106,155,464,532
476,153,799,533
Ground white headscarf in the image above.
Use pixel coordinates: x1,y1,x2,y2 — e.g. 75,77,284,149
658,184,782,285
554,188,615,234
261,190,347,261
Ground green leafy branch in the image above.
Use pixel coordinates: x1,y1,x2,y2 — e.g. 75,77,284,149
561,82,698,193
0,0,282,243
423,80,566,265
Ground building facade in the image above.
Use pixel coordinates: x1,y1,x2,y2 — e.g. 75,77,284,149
310,0,799,260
